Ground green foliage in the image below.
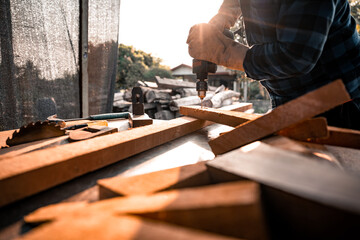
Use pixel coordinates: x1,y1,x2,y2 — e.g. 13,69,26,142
143,66,173,81
116,44,173,89
248,81,261,99
349,0,360,33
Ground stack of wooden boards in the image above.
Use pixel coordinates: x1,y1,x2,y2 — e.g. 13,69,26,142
4,79,360,239
0,103,253,208
113,76,241,120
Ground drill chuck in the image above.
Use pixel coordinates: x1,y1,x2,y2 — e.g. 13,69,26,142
196,79,208,100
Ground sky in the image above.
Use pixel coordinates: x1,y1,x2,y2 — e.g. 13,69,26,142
118,0,223,69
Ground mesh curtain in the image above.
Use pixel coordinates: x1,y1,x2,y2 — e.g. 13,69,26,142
0,0,120,130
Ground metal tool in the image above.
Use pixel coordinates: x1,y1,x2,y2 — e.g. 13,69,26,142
129,87,153,128
47,112,130,123
69,125,118,142
6,121,66,147
132,87,145,115
192,29,234,107
193,59,217,107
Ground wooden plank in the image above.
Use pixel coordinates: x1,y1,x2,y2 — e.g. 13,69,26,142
208,80,351,155
129,113,153,128
263,136,342,168
0,136,68,160
276,117,329,141
308,126,360,149
217,103,253,112
24,201,88,225
21,214,238,240
25,181,266,240
180,106,258,127
0,129,15,147
206,141,360,215
180,106,329,141
325,145,360,173
98,162,211,199
156,76,196,89
0,104,247,207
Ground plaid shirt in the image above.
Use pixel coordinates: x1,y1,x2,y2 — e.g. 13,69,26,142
240,0,360,108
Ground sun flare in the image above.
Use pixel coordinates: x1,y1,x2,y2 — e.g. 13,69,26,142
119,0,223,68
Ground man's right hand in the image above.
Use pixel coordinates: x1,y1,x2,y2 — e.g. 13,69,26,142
209,0,241,30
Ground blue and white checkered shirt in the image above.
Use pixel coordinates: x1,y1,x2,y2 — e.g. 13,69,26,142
240,0,360,109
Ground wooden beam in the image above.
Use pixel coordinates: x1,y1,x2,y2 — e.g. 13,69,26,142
308,126,360,149
208,80,350,155
180,106,329,141
0,136,68,160
22,214,237,240
0,129,15,147
24,201,88,225
0,104,248,207
155,76,196,89
180,106,258,127
80,0,89,117
276,117,328,141
206,141,360,215
25,181,267,240
98,162,211,199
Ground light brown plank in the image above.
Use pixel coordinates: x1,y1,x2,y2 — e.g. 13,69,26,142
208,80,350,155
0,129,15,147
0,104,248,207
98,162,211,199
276,117,328,141
21,214,239,240
0,136,69,160
308,126,360,149
180,106,329,141
180,106,259,127
25,181,266,240
24,201,88,225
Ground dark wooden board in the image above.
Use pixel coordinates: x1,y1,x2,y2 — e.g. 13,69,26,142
208,80,351,155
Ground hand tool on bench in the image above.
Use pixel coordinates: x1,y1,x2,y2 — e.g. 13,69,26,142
5,121,66,147
47,112,130,127
129,87,153,128
69,125,118,142
63,120,108,130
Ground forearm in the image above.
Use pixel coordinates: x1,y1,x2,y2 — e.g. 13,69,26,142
209,0,241,30
222,41,248,71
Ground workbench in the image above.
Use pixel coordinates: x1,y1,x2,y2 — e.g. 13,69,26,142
1,94,360,239
0,122,232,240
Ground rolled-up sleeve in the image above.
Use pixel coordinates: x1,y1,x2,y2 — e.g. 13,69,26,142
243,1,336,80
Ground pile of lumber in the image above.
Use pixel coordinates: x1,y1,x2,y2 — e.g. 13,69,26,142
3,80,360,239
113,76,241,120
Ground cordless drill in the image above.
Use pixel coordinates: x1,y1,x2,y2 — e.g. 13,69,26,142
192,29,234,106
193,59,217,105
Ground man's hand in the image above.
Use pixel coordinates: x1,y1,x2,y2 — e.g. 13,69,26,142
209,0,241,30
187,23,248,71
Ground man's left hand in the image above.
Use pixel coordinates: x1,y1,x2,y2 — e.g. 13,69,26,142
187,23,248,71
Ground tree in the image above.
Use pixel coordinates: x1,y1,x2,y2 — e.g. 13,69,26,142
143,66,173,81
116,44,173,89
349,0,360,33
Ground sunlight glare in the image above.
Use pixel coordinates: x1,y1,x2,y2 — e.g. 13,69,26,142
119,0,223,68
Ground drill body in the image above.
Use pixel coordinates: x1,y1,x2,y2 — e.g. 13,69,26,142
193,59,217,101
